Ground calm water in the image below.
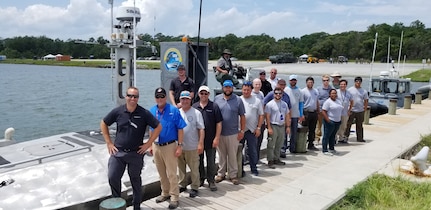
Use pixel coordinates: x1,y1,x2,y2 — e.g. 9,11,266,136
0,64,427,141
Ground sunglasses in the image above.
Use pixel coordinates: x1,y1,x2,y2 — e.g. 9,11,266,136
243,81,252,86
271,72,277,74
199,92,209,95
274,92,283,95
155,95,165,99
259,73,266,75
126,94,139,98
323,80,329,82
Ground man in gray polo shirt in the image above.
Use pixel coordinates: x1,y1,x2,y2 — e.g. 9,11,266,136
214,80,246,185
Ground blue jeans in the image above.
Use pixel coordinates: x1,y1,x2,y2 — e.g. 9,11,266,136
322,120,341,152
242,130,258,172
282,118,299,153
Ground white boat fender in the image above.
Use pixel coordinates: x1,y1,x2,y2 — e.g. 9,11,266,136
4,127,15,141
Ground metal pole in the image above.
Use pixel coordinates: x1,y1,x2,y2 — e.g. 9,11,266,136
369,32,378,92
397,31,403,72
109,0,114,101
133,0,137,87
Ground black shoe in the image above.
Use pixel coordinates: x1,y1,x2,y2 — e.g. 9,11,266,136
357,140,366,142
168,201,179,209
267,160,275,169
338,140,348,144
274,159,286,165
179,186,187,193
189,189,198,198
307,145,319,151
200,179,205,187
242,171,246,177
251,170,259,176
280,153,287,158
208,182,217,191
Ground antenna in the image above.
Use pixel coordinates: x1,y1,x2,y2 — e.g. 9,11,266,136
133,0,137,86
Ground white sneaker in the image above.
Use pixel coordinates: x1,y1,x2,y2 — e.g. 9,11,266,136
323,151,333,156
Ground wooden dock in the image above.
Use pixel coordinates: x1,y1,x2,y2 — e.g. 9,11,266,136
129,99,431,210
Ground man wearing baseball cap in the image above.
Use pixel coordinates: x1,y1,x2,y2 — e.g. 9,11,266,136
214,80,246,185
150,87,187,209
178,91,205,198
192,86,223,191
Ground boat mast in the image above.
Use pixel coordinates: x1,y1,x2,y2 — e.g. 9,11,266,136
369,32,378,92
109,0,114,101
397,31,404,75
133,0,137,86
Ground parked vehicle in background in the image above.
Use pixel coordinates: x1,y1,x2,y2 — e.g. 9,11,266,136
338,56,348,63
268,52,297,64
306,56,319,63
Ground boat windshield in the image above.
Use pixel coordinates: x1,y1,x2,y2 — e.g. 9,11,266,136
371,80,410,94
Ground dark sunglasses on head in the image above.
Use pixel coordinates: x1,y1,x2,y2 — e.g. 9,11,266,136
155,95,165,99
126,94,139,98
243,81,252,86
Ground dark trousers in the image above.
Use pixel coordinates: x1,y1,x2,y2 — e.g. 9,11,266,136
344,111,365,141
282,118,299,153
256,123,266,160
199,148,217,183
304,111,318,146
322,120,341,152
108,151,144,208
242,130,258,172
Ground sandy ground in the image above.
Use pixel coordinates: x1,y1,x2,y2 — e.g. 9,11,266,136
209,60,428,78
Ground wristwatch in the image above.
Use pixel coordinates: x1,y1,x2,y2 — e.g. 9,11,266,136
178,143,183,147
240,130,245,133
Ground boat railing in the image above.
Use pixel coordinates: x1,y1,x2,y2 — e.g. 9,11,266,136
0,146,92,169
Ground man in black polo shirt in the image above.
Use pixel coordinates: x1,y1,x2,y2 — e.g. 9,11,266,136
192,85,223,191
259,70,273,96
169,64,195,108
100,86,162,210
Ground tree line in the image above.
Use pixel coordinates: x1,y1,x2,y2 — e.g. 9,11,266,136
1,20,430,62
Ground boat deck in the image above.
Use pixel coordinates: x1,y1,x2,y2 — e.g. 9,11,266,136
132,99,431,210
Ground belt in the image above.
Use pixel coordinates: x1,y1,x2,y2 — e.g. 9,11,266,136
120,148,138,152
154,140,176,146
304,109,316,113
271,123,285,126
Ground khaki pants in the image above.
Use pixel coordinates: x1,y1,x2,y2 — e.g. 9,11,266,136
153,142,179,201
178,149,200,190
217,134,239,179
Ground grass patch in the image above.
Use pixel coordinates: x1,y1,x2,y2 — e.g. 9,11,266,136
0,59,161,69
402,69,431,82
330,134,431,210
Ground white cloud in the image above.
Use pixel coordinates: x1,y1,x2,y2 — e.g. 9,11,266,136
0,0,430,41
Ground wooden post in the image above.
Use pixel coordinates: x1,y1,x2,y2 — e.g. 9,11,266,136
415,92,422,104
99,197,126,210
364,106,371,124
388,99,397,115
404,95,412,109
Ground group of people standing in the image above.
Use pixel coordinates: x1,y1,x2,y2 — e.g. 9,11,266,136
100,53,369,209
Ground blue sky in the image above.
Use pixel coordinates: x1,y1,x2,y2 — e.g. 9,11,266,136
1,0,429,41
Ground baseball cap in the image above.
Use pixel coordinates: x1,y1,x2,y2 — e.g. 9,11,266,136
198,85,210,93
223,80,234,87
331,71,342,77
259,70,266,75
289,74,298,81
154,87,166,97
179,91,192,99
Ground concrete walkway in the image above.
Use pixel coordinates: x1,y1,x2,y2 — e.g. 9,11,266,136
135,99,431,210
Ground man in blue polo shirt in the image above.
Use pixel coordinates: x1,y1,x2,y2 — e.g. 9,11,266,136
101,86,162,210
150,87,187,209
